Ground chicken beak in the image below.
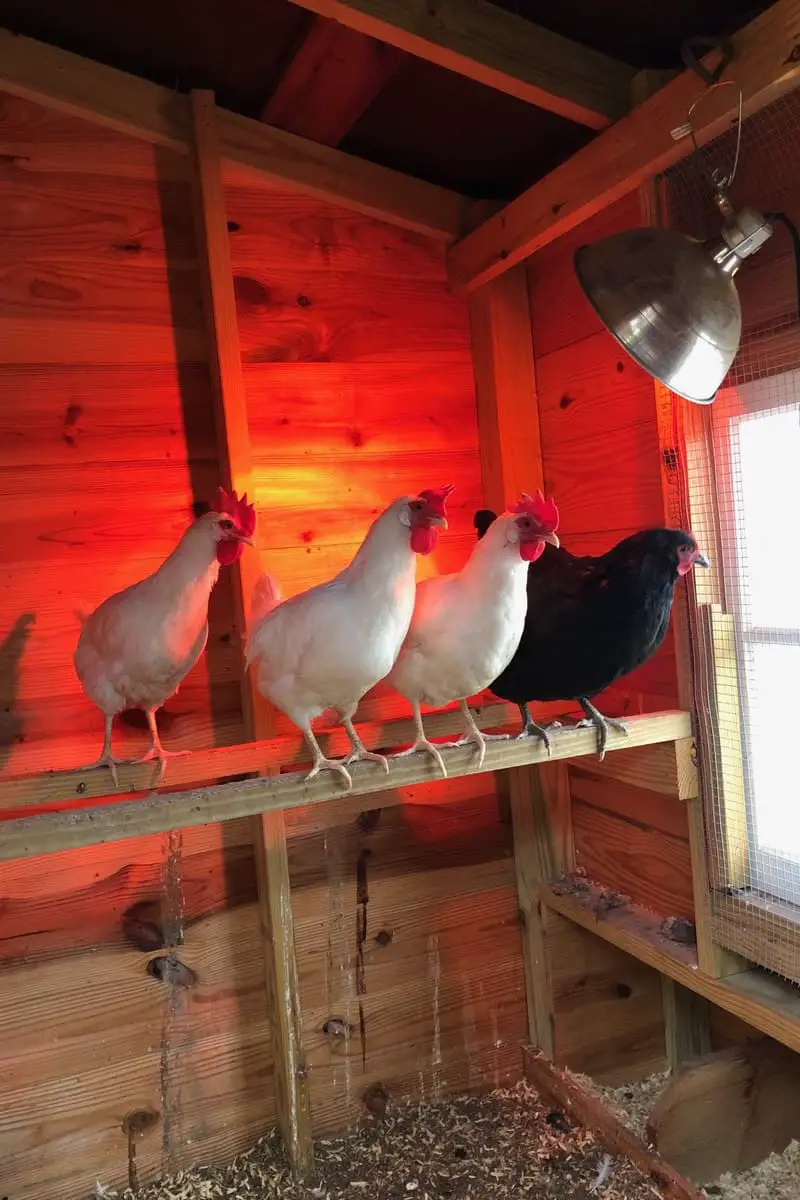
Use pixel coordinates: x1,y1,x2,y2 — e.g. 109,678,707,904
543,531,560,548
428,515,448,529
237,535,255,547
695,551,710,568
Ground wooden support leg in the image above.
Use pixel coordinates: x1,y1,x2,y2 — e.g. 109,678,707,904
661,977,712,1071
189,88,313,1173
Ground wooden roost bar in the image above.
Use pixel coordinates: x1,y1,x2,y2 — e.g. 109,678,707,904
2,1,800,1197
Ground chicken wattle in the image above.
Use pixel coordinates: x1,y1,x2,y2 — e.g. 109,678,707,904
73,487,256,785
387,490,560,777
245,486,454,792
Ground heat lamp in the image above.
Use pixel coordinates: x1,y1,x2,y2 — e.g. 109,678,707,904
573,74,798,405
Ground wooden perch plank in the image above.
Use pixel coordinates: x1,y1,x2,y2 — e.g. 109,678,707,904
189,90,312,1175
262,16,403,145
523,1046,705,1199
448,0,800,291
0,712,691,862
0,702,518,813
286,0,634,128
646,1040,800,1183
0,28,464,241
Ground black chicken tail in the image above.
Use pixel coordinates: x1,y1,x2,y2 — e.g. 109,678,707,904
473,509,498,540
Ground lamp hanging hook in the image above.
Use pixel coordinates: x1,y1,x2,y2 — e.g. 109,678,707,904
687,79,744,197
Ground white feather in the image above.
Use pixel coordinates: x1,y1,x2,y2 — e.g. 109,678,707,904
245,498,420,728
387,512,531,708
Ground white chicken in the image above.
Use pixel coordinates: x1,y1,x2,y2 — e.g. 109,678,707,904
73,488,255,785
245,486,453,791
386,491,560,776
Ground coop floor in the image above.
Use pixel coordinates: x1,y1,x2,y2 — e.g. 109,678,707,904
102,1081,666,1200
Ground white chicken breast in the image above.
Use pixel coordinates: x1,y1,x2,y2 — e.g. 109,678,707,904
73,488,255,785
245,486,453,791
387,491,560,776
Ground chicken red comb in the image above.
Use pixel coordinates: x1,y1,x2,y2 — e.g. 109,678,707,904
512,489,559,532
212,487,256,537
417,484,455,517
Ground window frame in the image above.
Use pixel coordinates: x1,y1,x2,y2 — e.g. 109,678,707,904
710,368,800,907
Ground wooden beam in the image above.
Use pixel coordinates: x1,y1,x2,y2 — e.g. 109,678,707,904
661,977,712,1072
0,28,465,241
285,0,634,129
468,263,573,1055
262,15,403,146
544,883,800,1056
0,711,691,861
448,0,800,292
523,1047,705,1200
189,90,313,1176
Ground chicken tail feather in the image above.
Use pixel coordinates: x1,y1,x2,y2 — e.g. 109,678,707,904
250,571,282,624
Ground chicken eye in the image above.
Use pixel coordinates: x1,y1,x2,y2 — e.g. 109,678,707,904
219,518,234,531
409,500,424,511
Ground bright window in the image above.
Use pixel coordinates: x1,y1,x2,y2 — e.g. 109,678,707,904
713,371,800,905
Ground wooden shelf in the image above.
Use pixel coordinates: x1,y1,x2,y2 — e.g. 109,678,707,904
543,881,800,1055
0,710,690,862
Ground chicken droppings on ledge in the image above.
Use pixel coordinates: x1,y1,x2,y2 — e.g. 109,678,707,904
99,1081,668,1200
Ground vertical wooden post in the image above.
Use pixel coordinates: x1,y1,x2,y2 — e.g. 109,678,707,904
468,265,571,1056
189,89,313,1174
638,164,746,988
661,977,712,1072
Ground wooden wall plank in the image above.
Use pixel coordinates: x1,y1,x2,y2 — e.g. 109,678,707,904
545,907,666,1084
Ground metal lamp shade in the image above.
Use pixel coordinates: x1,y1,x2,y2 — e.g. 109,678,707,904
574,226,742,404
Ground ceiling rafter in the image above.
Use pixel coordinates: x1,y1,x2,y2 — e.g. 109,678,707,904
261,14,403,146
284,0,636,130
447,0,800,292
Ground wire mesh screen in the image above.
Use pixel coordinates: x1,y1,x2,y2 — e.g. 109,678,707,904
662,90,800,983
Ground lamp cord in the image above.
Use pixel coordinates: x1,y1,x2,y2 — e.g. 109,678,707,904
763,211,800,325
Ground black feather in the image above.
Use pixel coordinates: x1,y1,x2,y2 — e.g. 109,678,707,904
471,519,700,707
473,509,497,541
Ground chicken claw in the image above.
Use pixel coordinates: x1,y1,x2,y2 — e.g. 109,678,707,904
302,727,353,791
341,716,390,775
577,698,628,760
305,756,354,791
443,700,508,770
392,702,448,777
514,703,559,755
77,715,130,788
393,738,448,779
132,745,191,784
78,751,129,790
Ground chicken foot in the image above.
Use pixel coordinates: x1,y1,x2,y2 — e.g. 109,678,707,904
442,699,509,771
128,709,191,784
392,702,447,778
515,702,560,756
576,697,628,761
78,714,132,789
340,715,390,775
302,725,353,791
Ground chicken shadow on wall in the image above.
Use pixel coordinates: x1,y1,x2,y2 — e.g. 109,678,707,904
0,613,36,776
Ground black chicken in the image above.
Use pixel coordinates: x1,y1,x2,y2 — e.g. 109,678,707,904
473,512,709,758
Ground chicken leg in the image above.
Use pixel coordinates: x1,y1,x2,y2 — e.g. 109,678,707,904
515,701,560,756
129,708,191,784
78,713,131,789
443,699,510,770
392,702,447,778
340,714,390,775
302,725,353,791
576,697,628,760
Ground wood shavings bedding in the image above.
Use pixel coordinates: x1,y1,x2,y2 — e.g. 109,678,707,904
99,1081,665,1200
575,1069,800,1199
